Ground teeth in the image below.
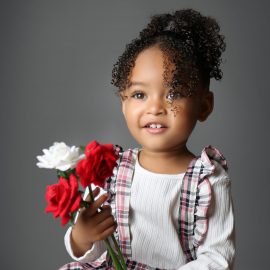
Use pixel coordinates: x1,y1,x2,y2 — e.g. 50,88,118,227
149,124,163,128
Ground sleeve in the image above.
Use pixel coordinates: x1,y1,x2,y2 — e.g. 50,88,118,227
178,171,235,269
64,226,107,263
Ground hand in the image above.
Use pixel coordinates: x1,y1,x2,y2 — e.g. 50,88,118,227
70,187,117,257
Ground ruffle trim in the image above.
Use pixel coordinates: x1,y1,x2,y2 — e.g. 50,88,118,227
193,145,228,247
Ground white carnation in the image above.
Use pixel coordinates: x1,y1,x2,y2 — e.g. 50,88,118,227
36,142,85,171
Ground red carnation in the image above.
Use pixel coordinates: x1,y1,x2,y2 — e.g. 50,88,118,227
45,174,81,226
76,140,119,188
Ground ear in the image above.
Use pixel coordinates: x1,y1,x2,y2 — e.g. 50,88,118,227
198,91,214,122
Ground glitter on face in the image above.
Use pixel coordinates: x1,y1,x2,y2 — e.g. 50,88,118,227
170,105,181,117
166,100,181,117
165,88,185,117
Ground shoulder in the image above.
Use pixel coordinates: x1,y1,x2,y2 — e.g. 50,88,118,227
199,145,231,185
117,147,140,163
119,147,139,156
209,159,230,185
110,147,139,176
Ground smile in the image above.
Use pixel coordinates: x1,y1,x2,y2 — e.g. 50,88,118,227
144,123,167,134
145,123,165,128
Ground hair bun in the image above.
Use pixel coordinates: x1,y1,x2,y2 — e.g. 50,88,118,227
112,8,226,93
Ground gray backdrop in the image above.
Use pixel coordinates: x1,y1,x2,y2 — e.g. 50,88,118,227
1,0,269,269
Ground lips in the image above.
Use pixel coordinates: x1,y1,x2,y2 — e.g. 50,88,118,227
143,122,168,134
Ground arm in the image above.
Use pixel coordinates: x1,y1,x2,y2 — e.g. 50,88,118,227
64,187,116,263
64,226,106,263
179,175,235,270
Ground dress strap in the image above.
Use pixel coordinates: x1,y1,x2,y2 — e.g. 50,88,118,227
114,148,139,258
179,145,228,262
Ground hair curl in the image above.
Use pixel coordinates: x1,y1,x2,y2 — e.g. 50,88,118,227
111,9,226,97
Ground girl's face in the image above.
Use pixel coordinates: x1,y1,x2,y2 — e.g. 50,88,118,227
121,46,213,154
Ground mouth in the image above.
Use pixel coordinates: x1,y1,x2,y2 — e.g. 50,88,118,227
143,122,168,135
143,123,167,134
144,123,167,129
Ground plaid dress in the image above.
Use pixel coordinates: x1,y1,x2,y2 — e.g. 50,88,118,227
59,145,228,270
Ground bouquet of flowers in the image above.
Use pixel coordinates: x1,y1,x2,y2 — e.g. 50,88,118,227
36,140,126,270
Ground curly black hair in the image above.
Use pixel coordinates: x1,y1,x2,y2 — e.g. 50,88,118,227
111,9,226,97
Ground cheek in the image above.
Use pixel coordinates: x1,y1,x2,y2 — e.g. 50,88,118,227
122,104,140,128
173,104,199,129
124,102,141,117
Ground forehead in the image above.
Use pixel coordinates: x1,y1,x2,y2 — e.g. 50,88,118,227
127,46,175,88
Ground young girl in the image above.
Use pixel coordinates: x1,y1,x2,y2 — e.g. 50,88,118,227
60,8,235,270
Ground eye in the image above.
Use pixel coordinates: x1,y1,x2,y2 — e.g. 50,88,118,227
166,90,183,101
131,91,146,100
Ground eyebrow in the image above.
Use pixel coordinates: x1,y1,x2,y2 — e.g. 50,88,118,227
127,81,149,88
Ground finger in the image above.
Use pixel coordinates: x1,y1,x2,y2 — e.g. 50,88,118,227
99,215,116,231
100,204,112,212
92,186,101,198
93,207,113,224
84,187,100,202
83,193,109,217
97,223,117,241
91,193,109,211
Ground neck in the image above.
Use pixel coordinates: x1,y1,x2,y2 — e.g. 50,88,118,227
138,145,196,174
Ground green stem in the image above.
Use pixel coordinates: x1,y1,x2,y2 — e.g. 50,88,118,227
104,239,123,270
111,235,127,270
88,185,94,202
80,200,90,208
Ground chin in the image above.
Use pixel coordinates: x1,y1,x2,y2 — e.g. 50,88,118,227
140,144,170,152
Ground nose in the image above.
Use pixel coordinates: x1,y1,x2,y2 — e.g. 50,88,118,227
146,97,167,115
